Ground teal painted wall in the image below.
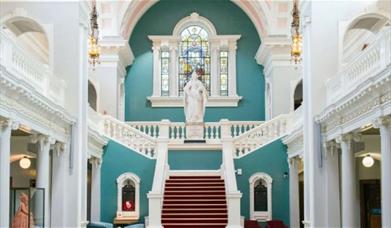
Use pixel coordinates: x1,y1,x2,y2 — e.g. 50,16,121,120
100,140,156,223
125,0,264,122
168,150,222,170
234,139,290,225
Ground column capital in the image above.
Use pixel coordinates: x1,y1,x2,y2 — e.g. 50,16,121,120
0,118,19,131
288,156,300,169
335,133,361,144
323,140,339,159
373,116,391,130
30,134,56,145
53,141,65,156
89,156,102,167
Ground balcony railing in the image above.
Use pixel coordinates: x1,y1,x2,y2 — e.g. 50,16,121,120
326,28,391,105
127,120,263,143
0,31,66,106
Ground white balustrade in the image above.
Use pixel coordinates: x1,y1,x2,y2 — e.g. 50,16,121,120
229,121,263,137
0,31,66,107
326,28,391,105
127,122,160,138
204,122,220,140
125,120,262,143
102,116,157,158
169,122,186,141
233,115,289,158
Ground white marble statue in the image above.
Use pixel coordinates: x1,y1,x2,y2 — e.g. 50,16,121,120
184,71,207,123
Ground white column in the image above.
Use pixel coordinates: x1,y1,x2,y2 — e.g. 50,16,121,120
152,45,161,97
147,119,170,228
220,119,242,228
169,45,178,97
228,42,237,97
33,134,55,227
90,158,102,222
337,134,359,228
0,118,18,227
289,157,300,228
324,141,341,228
374,117,391,228
302,16,313,228
51,142,66,227
210,43,219,97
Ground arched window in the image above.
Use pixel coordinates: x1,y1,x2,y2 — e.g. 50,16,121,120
249,172,272,221
115,173,140,221
178,25,210,96
148,12,241,107
293,80,302,110
88,81,98,111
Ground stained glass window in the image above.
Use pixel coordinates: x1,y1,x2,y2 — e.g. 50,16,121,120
179,25,210,96
220,51,228,96
254,179,268,211
161,51,170,96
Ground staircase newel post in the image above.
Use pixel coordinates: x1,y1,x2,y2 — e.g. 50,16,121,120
147,119,170,228
220,119,243,228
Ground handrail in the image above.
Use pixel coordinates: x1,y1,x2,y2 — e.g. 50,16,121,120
326,28,391,105
125,120,263,141
233,114,289,158
0,31,66,107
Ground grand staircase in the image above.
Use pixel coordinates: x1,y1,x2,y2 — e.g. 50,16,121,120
162,175,228,228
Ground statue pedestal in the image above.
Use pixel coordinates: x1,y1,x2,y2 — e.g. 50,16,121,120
185,122,204,141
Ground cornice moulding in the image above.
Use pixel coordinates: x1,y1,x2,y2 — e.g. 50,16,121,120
0,66,75,142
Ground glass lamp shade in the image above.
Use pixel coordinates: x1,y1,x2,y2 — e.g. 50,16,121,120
19,157,31,169
362,155,374,168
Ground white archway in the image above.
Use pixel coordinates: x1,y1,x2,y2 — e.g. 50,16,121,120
1,8,51,65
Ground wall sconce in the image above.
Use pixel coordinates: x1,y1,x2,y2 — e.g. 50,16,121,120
283,172,289,179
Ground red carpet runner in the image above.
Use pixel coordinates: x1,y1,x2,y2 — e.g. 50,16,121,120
162,175,228,228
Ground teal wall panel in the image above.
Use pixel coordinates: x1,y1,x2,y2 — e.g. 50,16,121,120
168,150,222,170
125,0,264,122
234,139,289,225
100,140,156,223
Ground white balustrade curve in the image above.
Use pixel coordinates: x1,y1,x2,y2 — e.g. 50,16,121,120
233,115,289,158
0,31,66,107
103,116,157,158
326,28,391,105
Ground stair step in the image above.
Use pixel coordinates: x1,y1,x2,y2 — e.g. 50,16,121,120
163,203,227,208
163,208,227,213
162,213,227,218
165,190,226,195
165,182,225,186
166,179,223,183
163,224,226,228
165,186,225,191
169,176,221,179
164,195,226,199
162,217,228,222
